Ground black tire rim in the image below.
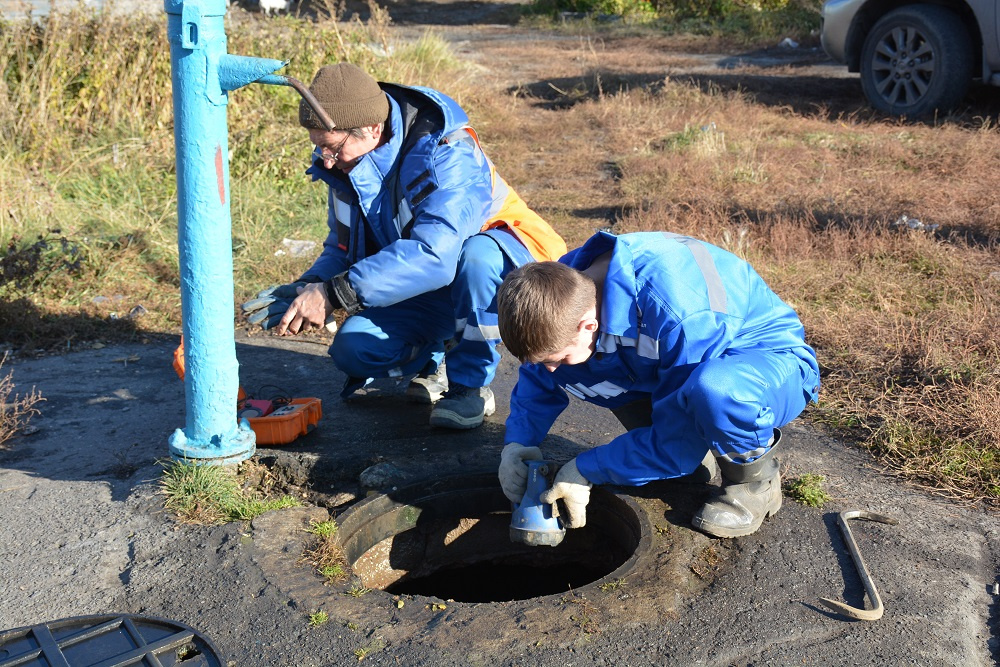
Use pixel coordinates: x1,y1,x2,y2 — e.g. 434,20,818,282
868,25,935,109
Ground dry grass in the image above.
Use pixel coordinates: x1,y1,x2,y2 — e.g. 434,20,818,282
0,352,43,447
0,5,461,350
465,50,1000,502
301,519,350,583
3,8,999,502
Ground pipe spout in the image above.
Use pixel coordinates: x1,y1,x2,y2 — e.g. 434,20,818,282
217,54,289,92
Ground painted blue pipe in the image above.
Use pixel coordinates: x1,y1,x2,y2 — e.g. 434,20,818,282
164,0,291,464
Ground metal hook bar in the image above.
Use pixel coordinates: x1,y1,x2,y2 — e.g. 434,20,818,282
255,74,336,132
819,509,898,621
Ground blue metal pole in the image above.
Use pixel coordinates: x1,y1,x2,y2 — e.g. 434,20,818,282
164,0,286,464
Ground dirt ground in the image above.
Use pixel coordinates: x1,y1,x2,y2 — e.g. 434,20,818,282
1,6,1000,667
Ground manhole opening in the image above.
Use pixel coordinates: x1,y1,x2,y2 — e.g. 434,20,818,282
337,474,646,603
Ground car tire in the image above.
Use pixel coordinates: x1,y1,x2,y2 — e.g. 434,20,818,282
859,5,974,118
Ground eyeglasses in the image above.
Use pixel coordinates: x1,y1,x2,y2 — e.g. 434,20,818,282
318,133,351,164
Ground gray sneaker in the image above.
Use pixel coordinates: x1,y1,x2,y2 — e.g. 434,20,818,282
406,361,448,404
429,385,495,429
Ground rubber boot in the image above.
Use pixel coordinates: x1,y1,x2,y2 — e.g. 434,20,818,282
678,450,718,484
691,429,782,538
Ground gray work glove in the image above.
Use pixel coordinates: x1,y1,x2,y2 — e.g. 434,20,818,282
498,442,543,503
241,280,315,330
539,458,592,529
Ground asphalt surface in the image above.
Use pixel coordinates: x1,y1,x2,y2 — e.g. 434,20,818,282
1,332,998,666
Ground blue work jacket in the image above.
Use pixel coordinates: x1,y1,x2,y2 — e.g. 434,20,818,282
301,83,520,308
505,231,820,484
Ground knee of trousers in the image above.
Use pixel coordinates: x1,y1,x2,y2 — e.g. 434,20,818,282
679,358,772,432
328,327,406,378
456,235,506,289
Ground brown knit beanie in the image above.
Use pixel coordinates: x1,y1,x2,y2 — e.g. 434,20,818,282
298,63,389,130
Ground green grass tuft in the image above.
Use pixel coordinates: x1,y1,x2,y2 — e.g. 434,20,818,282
308,610,329,627
159,459,301,524
346,584,372,598
783,473,831,508
354,636,386,661
303,519,349,584
306,519,339,538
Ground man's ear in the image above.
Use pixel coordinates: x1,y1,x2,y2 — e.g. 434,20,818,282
578,307,599,333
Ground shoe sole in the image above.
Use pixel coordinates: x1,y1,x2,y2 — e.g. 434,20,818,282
429,393,496,429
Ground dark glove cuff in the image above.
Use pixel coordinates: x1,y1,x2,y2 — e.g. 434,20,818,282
324,271,362,315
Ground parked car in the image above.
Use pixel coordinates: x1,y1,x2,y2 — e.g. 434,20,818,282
820,0,998,117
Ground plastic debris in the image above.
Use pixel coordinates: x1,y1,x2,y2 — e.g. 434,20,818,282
892,214,939,232
275,238,316,257
779,37,799,49
109,305,146,321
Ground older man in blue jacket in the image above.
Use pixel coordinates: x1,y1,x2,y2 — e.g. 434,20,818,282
496,231,820,537
243,63,565,430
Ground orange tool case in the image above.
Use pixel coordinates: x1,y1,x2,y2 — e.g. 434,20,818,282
172,339,322,446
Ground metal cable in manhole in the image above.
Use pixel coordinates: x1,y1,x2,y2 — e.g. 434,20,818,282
336,472,651,603
0,614,223,667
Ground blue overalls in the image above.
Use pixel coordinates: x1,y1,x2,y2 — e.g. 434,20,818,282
504,231,821,486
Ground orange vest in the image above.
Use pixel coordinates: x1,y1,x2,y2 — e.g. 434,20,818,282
463,127,567,262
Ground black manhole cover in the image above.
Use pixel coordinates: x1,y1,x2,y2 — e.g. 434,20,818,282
0,614,223,667
336,473,649,603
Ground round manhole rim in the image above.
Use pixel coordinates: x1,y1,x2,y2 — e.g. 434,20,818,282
334,471,653,603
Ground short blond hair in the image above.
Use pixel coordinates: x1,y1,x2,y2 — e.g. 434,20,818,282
497,262,596,362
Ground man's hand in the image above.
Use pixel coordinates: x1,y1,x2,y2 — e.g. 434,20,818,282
241,281,310,331
539,458,592,528
275,282,335,336
498,442,543,503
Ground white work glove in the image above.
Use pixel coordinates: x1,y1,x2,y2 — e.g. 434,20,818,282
539,458,592,529
498,442,543,503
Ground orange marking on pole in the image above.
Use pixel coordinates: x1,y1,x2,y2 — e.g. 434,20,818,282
216,145,226,205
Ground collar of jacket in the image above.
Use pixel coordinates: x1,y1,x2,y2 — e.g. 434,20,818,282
303,94,403,194
562,231,639,341
345,94,405,203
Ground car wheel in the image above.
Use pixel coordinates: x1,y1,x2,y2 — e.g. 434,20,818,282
859,5,974,117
